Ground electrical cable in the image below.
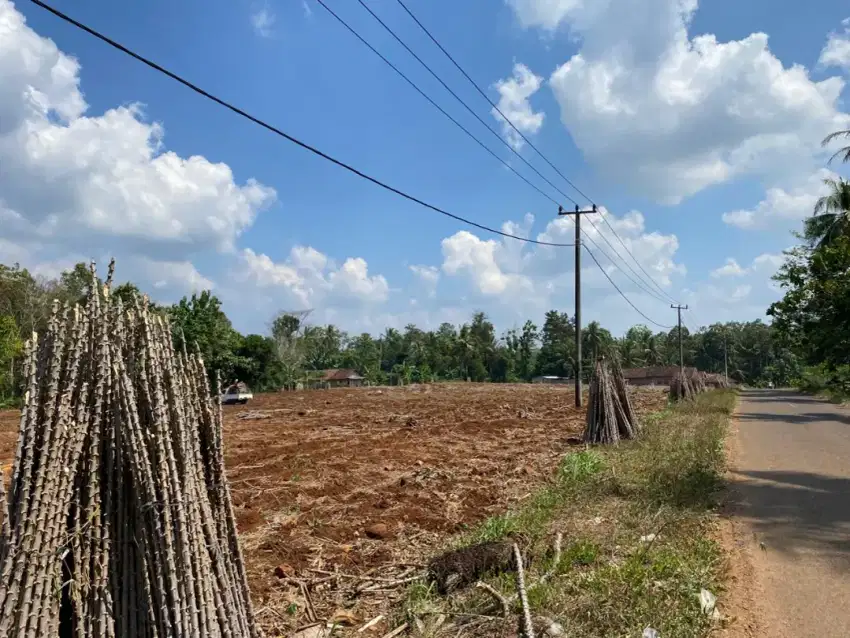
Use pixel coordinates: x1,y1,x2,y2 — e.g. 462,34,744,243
329,0,674,304
32,0,673,327
344,0,581,208
391,0,682,304
584,247,673,329
28,0,577,248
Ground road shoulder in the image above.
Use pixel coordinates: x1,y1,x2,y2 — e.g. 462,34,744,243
715,392,766,637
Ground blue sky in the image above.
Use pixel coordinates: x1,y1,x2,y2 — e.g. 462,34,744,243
2,0,849,337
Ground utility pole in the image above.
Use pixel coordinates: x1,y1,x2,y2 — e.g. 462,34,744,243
723,329,729,385
671,304,688,374
559,204,597,408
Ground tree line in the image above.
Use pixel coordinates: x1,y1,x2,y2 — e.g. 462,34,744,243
768,129,850,396
0,260,797,404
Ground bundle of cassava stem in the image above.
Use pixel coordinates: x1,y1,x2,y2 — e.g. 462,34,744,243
0,261,261,637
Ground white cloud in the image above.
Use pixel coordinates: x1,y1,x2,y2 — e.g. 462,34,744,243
505,0,584,31
507,0,850,203
250,6,276,38
239,247,389,310
535,208,684,286
491,63,545,150
722,169,835,230
441,231,533,296
410,264,440,297
711,258,746,278
135,258,215,292
0,0,272,301
751,252,784,273
435,210,684,333
819,18,850,70
710,253,783,280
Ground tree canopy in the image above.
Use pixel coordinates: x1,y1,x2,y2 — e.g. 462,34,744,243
0,258,798,405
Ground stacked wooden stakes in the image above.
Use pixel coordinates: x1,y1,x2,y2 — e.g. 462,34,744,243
0,261,261,637
584,357,639,445
669,369,711,402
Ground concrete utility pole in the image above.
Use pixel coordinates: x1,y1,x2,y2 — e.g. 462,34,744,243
559,204,597,408
671,304,688,374
723,329,729,384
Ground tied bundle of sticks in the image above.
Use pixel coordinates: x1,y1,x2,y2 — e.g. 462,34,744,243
584,357,639,445
669,370,696,402
0,261,261,637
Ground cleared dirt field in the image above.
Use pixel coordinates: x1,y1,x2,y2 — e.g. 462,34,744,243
0,383,666,636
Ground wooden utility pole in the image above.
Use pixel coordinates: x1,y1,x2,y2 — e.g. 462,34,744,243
671,304,688,374
559,204,597,408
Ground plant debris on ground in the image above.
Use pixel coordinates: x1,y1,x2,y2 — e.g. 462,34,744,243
0,383,665,635
401,390,737,638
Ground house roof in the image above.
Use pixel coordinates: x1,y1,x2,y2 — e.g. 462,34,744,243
321,368,364,381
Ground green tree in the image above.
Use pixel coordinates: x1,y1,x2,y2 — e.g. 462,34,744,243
805,177,850,248
0,315,22,402
168,291,242,386
271,312,305,389
536,311,575,377
769,236,850,369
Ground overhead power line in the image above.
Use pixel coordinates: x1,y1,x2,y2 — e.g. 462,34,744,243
391,0,682,305
390,0,592,203
28,0,576,249
31,0,672,328
344,0,581,208
310,0,567,212
584,248,673,330
328,0,676,306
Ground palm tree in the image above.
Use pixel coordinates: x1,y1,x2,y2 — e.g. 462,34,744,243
584,321,604,364
644,335,664,366
822,129,850,165
806,177,850,248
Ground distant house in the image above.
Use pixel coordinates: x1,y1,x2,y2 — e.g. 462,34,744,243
531,375,573,385
622,366,699,386
318,368,365,389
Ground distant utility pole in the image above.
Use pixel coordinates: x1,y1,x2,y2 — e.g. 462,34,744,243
559,204,598,408
723,329,729,384
671,304,688,374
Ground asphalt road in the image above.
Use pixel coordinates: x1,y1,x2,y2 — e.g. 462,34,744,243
729,388,850,637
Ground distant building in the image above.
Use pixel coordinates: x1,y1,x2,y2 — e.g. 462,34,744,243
622,366,699,386
531,375,573,385
317,368,365,388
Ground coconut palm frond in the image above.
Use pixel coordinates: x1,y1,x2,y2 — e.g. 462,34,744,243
822,129,850,164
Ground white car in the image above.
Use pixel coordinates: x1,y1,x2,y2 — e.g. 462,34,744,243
221,382,253,405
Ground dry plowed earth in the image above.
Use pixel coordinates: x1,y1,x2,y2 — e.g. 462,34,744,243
0,382,666,635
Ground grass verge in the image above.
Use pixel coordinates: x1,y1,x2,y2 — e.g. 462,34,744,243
401,389,737,638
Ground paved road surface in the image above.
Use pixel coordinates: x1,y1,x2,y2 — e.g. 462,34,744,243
729,388,850,637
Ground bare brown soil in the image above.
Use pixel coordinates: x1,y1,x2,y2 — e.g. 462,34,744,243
0,383,666,636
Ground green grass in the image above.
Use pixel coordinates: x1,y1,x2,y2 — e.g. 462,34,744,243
400,389,737,638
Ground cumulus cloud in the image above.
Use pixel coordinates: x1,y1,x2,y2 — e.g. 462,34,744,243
239,247,389,310
711,258,746,278
409,264,440,297
0,0,273,299
491,63,545,150
250,6,276,38
710,253,783,280
722,169,835,230
820,18,850,70
436,209,684,325
507,0,850,203
684,251,788,325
